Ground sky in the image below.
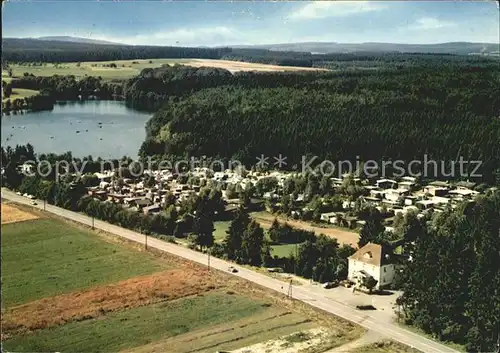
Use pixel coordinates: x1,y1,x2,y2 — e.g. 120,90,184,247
2,1,499,46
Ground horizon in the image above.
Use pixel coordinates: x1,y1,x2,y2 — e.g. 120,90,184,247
3,1,499,46
6,36,499,47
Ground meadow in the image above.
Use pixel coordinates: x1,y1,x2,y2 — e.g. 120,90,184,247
4,58,325,81
1,217,166,306
2,88,39,103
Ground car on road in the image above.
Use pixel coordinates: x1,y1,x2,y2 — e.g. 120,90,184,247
23,193,29,197
322,281,339,289
31,201,38,205
228,266,238,273
356,304,377,310
16,192,22,196
267,267,284,273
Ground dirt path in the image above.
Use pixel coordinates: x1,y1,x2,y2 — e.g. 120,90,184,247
252,212,359,247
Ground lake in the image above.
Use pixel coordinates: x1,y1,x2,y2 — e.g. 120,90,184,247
1,100,152,159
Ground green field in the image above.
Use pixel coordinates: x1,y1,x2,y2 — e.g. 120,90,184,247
4,59,194,80
2,88,39,103
2,218,166,307
271,243,302,258
213,220,230,243
3,292,268,352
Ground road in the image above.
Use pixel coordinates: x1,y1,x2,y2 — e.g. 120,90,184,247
2,189,458,353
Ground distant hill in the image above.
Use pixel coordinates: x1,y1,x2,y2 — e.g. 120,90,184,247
233,42,499,56
2,37,498,64
36,36,120,45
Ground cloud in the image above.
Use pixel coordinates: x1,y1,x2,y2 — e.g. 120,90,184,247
408,17,456,30
289,1,386,20
107,26,240,46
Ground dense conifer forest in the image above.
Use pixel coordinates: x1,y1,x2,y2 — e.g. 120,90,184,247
135,63,500,184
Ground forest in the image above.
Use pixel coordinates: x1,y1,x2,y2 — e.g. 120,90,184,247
137,64,500,184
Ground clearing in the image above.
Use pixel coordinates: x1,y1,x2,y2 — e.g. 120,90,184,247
1,203,39,224
272,242,301,257
214,220,231,243
5,59,326,80
2,88,39,103
252,211,359,248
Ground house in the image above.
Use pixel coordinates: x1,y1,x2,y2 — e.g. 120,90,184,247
93,190,107,201
455,181,476,189
94,172,112,183
135,198,152,209
384,188,409,202
376,179,397,190
320,212,337,222
394,206,419,216
398,181,415,191
370,190,385,199
348,243,402,290
404,196,417,206
448,187,479,199
401,176,416,183
143,204,161,215
424,185,449,197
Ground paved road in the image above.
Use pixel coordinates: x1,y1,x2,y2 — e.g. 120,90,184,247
2,189,458,353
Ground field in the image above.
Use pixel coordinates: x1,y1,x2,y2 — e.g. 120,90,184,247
214,220,230,243
1,216,166,306
2,88,39,103
1,203,39,224
272,243,301,258
252,211,360,248
4,58,326,80
1,202,364,352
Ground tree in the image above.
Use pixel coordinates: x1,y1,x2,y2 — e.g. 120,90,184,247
362,275,378,293
163,192,176,208
225,183,238,199
173,222,184,238
144,174,155,188
3,82,12,98
223,207,250,261
241,220,265,266
283,178,296,195
268,217,281,243
358,219,385,247
319,176,331,195
191,213,214,251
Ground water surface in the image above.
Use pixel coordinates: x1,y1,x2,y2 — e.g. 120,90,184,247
1,101,152,159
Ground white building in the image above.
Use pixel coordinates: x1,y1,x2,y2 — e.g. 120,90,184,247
348,243,401,289
320,212,337,222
